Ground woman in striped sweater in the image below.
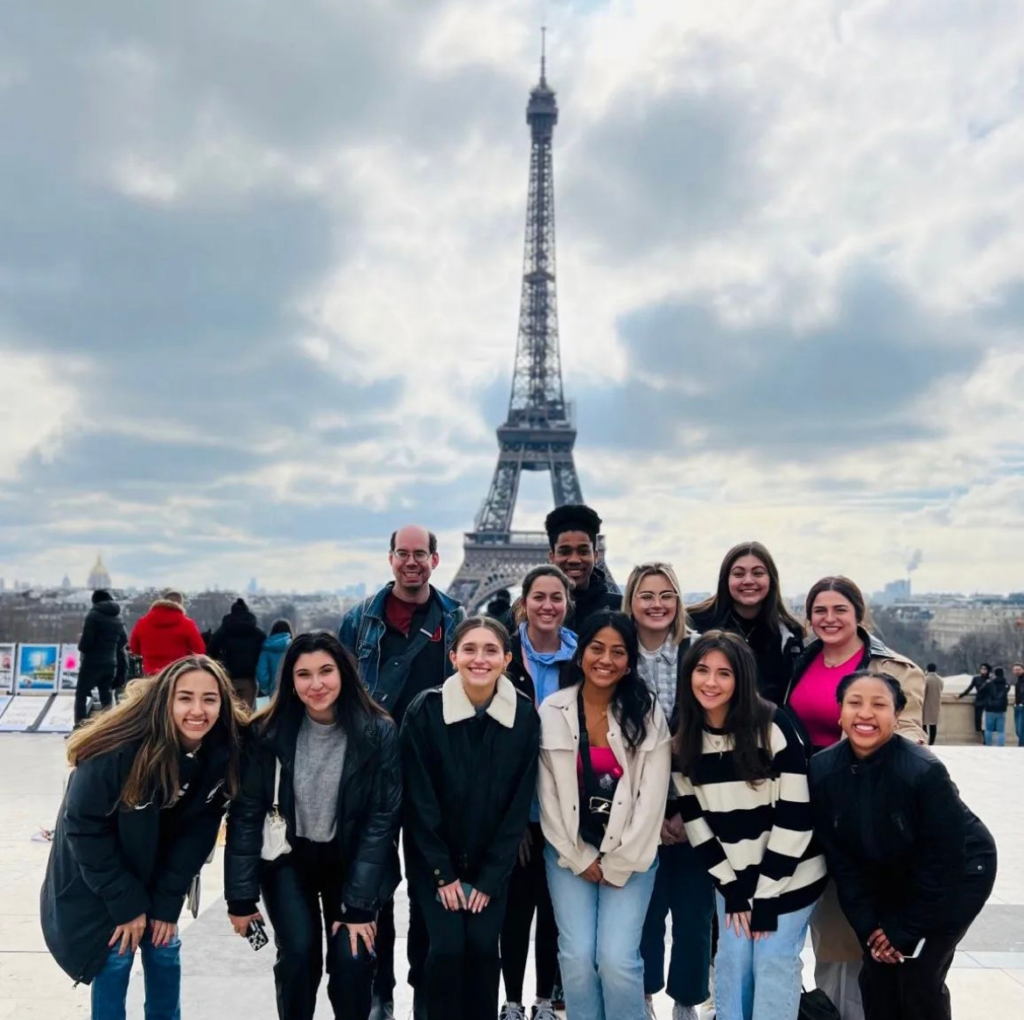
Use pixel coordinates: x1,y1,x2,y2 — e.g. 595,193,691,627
673,631,827,1020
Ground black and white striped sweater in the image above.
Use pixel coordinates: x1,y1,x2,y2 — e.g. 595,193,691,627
674,710,827,932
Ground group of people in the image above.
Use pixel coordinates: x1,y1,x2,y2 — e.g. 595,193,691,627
42,505,997,1020
958,661,1024,746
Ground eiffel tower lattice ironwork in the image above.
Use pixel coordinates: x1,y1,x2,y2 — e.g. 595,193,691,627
449,45,599,612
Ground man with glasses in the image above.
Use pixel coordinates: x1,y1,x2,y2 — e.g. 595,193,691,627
339,523,464,1020
545,504,621,634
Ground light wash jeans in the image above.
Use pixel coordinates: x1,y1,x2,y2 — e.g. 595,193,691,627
984,711,1006,746
545,845,658,1020
714,892,816,1020
91,933,181,1020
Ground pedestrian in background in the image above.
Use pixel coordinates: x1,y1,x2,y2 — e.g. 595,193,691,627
621,562,714,1020
225,632,401,1020
41,656,246,1019
958,662,991,735
75,590,129,727
128,590,206,676
689,541,805,705
256,619,294,699
539,610,671,1020
207,598,267,709
980,667,1009,747
1014,662,1024,747
922,663,944,746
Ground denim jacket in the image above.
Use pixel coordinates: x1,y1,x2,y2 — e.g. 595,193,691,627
338,582,465,709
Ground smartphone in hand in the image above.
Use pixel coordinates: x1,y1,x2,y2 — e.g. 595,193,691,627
246,918,269,952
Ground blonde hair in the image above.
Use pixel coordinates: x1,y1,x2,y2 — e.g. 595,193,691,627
66,655,248,808
622,562,689,646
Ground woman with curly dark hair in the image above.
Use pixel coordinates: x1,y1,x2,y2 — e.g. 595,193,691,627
539,610,671,1020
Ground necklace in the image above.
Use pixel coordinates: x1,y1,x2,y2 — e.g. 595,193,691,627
823,644,861,668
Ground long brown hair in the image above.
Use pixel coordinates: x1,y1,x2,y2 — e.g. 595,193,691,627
66,655,248,808
689,541,804,637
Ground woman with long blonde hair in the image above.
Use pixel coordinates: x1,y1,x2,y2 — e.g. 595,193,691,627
41,655,247,1020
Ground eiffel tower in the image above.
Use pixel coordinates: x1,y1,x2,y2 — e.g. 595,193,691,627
449,43,604,612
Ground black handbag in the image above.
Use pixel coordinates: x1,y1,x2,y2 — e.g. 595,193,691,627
799,987,841,1020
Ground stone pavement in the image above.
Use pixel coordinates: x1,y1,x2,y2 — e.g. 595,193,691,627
2,735,1023,1019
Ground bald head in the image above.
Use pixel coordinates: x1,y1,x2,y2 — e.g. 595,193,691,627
389,524,440,602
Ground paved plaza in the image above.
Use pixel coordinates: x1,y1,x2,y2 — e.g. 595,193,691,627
2,735,1024,1019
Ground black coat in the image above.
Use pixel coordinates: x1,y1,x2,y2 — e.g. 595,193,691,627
978,677,1010,712
78,602,129,686
40,734,232,984
809,735,996,955
224,706,402,923
208,608,267,680
689,606,803,705
566,566,622,634
399,681,539,899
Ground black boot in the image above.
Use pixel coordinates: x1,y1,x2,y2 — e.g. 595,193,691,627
368,995,395,1020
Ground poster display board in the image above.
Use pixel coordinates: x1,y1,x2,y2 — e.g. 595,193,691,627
37,695,76,732
15,644,60,694
0,643,14,694
0,695,50,731
58,645,81,693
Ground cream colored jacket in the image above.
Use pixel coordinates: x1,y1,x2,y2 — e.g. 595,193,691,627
538,683,672,888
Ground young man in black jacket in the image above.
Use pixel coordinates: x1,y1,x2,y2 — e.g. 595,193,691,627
544,505,621,634
958,662,991,734
75,590,129,726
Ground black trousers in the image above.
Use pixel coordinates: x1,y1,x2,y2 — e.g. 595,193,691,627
373,891,428,999
974,702,984,733
927,724,938,745
260,840,375,1020
500,822,559,1003
74,670,114,726
414,881,507,1020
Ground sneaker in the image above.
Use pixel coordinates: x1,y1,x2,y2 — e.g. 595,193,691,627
672,1005,699,1020
531,1002,558,1020
646,999,658,1020
500,1004,528,1020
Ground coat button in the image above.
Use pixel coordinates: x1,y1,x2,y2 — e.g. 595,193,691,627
434,869,440,875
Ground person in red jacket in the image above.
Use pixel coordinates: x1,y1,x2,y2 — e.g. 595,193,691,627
129,591,205,675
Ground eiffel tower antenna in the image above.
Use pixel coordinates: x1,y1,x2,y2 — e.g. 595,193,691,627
449,44,609,612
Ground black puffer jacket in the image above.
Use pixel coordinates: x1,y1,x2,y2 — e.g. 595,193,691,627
78,602,129,686
978,676,1010,712
566,566,622,634
809,735,996,955
208,603,267,680
40,734,232,984
224,705,401,923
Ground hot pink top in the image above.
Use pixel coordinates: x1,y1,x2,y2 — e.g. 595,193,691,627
788,648,862,749
577,746,623,780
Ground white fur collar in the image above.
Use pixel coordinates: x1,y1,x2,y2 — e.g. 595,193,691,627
441,673,518,729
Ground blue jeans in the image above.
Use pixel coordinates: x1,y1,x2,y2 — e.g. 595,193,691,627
1015,705,1024,747
714,892,816,1020
641,841,715,1005
545,845,657,1020
984,711,1006,746
91,933,181,1020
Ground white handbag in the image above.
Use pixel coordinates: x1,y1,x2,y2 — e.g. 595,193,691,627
260,757,291,862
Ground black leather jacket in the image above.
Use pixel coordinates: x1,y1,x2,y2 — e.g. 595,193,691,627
224,706,401,923
809,735,996,954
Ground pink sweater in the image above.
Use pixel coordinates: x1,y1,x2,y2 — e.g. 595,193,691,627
788,648,862,748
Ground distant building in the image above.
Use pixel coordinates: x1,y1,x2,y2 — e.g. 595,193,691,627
87,554,112,591
875,578,912,606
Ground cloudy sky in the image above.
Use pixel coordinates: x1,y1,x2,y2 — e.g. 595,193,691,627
2,0,1023,597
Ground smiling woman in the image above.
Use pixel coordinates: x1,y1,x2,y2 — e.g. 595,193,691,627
40,656,247,1017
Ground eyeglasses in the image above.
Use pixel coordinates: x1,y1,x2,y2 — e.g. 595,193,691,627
392,549,432,563
635,592,678,605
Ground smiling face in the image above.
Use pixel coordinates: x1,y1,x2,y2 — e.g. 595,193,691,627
691,649,737,724
549,529,596,591
172,669,223,749
810,590,860,648
389,524,439,599
630,572,678,639
292,650,342,721
525,575,569,636
728,554,771,612
580,625,630,690
450,625,512,695
840,676,899,757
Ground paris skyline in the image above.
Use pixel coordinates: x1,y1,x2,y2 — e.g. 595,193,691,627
1,2,1023,596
